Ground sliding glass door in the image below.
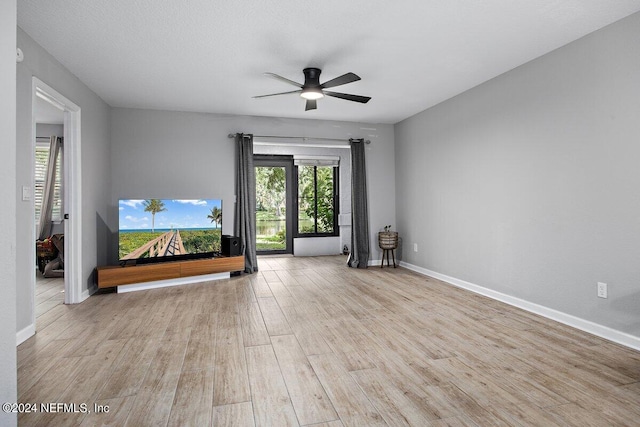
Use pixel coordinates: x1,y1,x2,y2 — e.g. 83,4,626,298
254,156,294,254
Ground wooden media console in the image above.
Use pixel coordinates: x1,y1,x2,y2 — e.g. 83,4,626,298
96,256,244,288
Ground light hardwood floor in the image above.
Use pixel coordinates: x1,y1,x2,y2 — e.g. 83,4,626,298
18,256,640,426
35,273,64,319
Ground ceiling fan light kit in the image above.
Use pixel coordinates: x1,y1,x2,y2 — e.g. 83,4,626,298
300,88,324,100
254,67,371,111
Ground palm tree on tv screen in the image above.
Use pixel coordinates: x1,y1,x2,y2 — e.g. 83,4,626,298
207,206,222,229
143,199,167,232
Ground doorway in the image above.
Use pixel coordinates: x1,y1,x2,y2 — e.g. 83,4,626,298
254,155,294,254
34,130,64,319
31,77,82,328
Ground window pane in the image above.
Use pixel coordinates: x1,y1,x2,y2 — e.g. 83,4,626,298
34,141,63,225
52,149,62,221
297,165,336,235
297,165,314,233
34,146,49,222
315,167,334,233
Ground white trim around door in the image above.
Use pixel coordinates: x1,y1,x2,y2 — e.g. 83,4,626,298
32,78,83,313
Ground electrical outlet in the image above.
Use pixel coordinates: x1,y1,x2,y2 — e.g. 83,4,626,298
413,243,418,252
597,282,608,299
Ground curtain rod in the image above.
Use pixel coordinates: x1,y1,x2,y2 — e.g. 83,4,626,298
227,133,370,144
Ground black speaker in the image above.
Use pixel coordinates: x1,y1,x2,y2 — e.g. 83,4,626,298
221,235,241,257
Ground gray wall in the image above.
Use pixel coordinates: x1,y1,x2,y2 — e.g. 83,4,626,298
16,27,112,333
1,1,18,425
395,12,640,338
110,108,395,264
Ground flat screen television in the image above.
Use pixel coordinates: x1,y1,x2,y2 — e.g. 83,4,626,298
118,198,222,265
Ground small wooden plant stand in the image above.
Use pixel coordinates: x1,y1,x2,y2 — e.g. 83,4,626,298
378,231,398,268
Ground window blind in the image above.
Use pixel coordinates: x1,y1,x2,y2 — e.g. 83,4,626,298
34,138,63,223
293,155,339,167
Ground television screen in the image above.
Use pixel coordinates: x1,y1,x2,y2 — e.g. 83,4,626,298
118,199,222,262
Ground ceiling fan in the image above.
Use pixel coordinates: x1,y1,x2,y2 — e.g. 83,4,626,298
253,67,371,111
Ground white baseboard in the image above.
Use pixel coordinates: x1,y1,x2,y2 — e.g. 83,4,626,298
81,287,93,301
16,323,35,346
117,272,230,293
368,259,401,268
399,261,640,351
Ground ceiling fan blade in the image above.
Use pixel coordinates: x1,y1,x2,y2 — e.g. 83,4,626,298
321,72,361,89
264,72,303,88
324,91,371,103
305,99,317,111
253,90,302,99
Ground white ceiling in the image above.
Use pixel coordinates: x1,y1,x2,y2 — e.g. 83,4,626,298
17,1,640,125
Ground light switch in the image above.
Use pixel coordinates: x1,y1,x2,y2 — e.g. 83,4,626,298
22,186,31,201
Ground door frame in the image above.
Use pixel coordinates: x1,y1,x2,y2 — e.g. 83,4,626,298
254,155,294,255
31,78,83,313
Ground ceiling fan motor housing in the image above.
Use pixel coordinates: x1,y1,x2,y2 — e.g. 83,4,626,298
303,68,322,87
301,68,324,100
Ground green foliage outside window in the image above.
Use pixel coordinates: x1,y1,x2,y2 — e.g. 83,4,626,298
298,165,336,235
255,166,287,250
256,166,286,217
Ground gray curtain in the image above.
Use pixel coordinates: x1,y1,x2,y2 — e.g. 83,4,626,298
348,138,370,268
38,136,62,240
234,133,258,273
